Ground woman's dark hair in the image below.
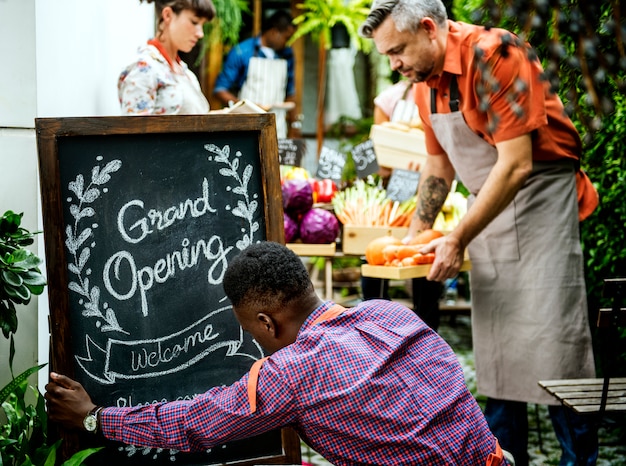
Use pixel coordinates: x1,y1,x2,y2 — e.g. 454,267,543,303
141,0,216,22
223,241,312,309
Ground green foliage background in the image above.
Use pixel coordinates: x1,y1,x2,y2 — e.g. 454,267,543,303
451,0,626,375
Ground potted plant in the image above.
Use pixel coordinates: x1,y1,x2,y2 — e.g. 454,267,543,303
289,0,373,155
0,210,101,465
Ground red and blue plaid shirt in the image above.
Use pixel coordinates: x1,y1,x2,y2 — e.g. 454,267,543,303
101,299,500,465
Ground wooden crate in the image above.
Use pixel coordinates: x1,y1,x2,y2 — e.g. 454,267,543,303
286,242,336,256
342,225,408,256
361,259,472,279
370,124,428,170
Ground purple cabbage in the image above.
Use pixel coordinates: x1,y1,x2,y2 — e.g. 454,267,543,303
284,212,299,243
282,179,313,217
299,208,340,244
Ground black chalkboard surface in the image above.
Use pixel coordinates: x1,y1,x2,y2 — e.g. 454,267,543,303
36,115,300,465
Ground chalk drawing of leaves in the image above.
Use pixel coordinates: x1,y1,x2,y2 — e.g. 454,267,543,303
92,160,122,185
68,175,84,198
66,157,126,334
69,204,95,222
119,444,179,462
204,144,260,251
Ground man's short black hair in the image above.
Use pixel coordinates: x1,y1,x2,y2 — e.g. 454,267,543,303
223,241,312,309
261,9,294,34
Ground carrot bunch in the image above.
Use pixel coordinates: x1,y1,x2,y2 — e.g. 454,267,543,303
331,180,416,227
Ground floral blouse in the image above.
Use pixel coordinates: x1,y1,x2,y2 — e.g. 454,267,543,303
118,42,210,115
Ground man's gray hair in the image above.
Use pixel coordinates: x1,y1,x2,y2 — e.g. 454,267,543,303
359,0,448,38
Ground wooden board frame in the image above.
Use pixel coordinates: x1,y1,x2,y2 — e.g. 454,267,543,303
36,114,300,465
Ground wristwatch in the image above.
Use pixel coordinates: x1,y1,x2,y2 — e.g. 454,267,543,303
83,406,103,433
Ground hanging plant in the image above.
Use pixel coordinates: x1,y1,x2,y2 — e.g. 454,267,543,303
290,0,373,52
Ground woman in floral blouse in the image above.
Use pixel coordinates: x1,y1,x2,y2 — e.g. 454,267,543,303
118,0,215,115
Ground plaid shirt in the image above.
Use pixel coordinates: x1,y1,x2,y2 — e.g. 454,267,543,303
101,300,500,465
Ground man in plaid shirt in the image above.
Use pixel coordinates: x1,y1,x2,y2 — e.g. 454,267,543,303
45,241,507,465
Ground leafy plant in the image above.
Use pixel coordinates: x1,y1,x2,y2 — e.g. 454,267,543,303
0,211,46,338
290,0,373,52
0,210,102,465
195,0,250,66
452,0,626,377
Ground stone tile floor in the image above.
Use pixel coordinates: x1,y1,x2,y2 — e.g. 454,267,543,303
298,290,626,465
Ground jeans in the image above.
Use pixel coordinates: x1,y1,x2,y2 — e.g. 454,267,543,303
484,398,598,466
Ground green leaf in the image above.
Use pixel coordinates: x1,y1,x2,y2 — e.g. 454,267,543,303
22,271,46,287
0,364,47,404
5,283,30,303
1,270,22,287
61,447,105,466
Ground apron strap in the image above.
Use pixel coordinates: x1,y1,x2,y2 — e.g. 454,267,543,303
485,439,505,466
247,304,347,413
430,75,460,114
247,356,269,413
310,303,347,326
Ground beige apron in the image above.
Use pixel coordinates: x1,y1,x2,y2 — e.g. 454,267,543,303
239,56,288,139
429,82,595,404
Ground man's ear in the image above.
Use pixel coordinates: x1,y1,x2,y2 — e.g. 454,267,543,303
420,17,438,38
256,312,277,337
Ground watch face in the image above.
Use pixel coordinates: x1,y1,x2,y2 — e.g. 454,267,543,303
84,414,97,432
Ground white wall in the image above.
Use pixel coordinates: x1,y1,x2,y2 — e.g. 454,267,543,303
0,0,154,388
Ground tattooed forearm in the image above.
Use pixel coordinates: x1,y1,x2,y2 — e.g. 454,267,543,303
415,175,449,225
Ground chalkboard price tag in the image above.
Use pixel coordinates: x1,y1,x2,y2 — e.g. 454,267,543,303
278,138,306,166
386,168,421,202
351,139,379,178
316,146,346,184
36,115,300,466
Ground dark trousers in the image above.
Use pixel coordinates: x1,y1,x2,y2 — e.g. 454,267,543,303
360,276,442,331
484,398,598,466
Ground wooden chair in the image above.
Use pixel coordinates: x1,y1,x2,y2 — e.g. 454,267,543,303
538,277,626,426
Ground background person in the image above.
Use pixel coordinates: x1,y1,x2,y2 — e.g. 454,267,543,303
361,78,444,331
118,0,215,115
45,241,508,466
360,0,599,464
212,10,297,139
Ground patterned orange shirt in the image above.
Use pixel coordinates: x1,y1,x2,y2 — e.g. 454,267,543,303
414,20,582,163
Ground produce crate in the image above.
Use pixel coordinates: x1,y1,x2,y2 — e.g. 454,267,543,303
342,225,408,256
361,259,472,279
286,242,336,257
370,124,428,170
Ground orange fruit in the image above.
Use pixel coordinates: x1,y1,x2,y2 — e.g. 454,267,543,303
365,235,402,265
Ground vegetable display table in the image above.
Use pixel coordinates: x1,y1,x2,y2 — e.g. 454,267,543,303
361,259,472,279
286,243,336,300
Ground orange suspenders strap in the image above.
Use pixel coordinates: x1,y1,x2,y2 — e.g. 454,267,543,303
246,304,347,414
309,304,346,326
247,356,269,413
486,439,505,466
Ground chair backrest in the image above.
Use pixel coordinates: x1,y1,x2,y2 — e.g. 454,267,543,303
596,278,626,414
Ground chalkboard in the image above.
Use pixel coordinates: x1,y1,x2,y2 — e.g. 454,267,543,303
277,138,306,166
316,146,346,184
36,115,300,466
386,168,421,202
351,139,379,179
